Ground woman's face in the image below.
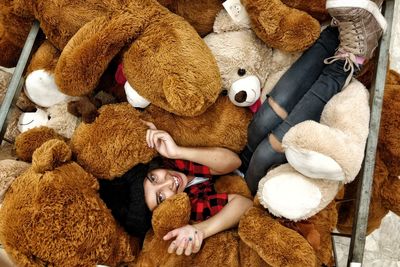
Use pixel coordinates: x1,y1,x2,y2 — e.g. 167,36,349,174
143,168,189,211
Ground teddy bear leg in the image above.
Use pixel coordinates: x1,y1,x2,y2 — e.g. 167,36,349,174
258,164,340,220
242,0,320,52
239,206,317,266
24,41,71,107
282,80,370,184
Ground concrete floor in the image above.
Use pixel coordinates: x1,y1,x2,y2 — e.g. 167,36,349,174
1,2,400,266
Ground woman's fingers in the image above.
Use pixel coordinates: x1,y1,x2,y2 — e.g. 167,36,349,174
167,240,177,254
184,236,194,256
192,231,201,253
141,120,157,130
175,238,188,256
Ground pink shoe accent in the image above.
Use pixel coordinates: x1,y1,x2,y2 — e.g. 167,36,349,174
355,56,366,65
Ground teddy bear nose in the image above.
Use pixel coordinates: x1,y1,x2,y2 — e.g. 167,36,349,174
235,91,247,103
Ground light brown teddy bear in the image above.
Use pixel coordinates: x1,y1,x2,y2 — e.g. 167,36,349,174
0,139,140,266
0,0,222,117
336,69,400,234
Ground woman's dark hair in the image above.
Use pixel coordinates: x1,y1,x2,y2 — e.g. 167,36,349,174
99,157,165,240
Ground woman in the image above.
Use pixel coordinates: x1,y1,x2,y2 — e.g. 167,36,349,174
100,121,252,256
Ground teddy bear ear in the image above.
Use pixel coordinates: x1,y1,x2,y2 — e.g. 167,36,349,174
15,126,65,162
55,13,139,97
31,139,71,173
213,9,251,34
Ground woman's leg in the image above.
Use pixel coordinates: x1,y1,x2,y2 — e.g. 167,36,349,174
244,59,350,195
240,27,339,172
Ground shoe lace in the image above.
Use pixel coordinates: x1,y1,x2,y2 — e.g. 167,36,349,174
324,18,364,87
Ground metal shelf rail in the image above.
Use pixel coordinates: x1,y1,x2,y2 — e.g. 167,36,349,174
347,0,395,266
331,1,395,266
0,20,40,141
0,2,397,266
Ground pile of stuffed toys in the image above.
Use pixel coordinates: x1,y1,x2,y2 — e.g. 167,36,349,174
0,0,399,266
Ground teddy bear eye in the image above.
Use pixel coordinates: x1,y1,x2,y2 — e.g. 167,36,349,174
237,68,246,76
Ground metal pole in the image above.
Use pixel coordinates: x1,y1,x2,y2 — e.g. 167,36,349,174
347,0,395,266
0,20,40,141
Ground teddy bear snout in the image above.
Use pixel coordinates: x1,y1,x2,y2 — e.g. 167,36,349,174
228,75,261,107
234,91,247,103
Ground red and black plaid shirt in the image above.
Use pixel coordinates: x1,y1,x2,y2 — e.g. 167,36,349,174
163,159,228,222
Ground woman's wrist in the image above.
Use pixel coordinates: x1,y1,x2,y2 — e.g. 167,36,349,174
192,222,209,239
173,146,191,160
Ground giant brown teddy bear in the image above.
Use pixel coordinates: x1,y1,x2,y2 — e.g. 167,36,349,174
0,0,221,117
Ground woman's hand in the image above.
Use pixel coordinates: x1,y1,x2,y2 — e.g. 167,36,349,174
142,120,181,159
163,225,205,256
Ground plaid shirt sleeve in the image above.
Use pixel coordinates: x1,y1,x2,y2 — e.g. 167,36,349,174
185,180,228,222
162,159,213,178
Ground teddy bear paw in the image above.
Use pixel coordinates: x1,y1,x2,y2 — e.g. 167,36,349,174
285,146,345,181
25,70,71,107
258,169,322,220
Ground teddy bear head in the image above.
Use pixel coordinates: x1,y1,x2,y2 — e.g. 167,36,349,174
204,10,272,108
17,101,80,139
0,139,138,266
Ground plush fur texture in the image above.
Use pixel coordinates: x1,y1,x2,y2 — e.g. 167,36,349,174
337,70,400,234
71,103,157,179
2,0,222,117
242,0,321,52
0,1,36,67
142,97,252,153
15,126,65,162
282,0,329,21
0,139,138,266
0,159,30,204
239,198,337,267
26,40,60,74
158,0,223,37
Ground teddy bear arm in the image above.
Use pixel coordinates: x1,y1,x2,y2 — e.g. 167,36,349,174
238,206,317,266
54,14,142,97
151,193,191,238
27,40,60,74
242,0,320,52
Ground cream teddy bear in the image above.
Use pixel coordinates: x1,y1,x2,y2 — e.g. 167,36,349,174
204,10,300,112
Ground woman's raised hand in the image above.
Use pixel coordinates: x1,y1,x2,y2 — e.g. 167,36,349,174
142,120,181,159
